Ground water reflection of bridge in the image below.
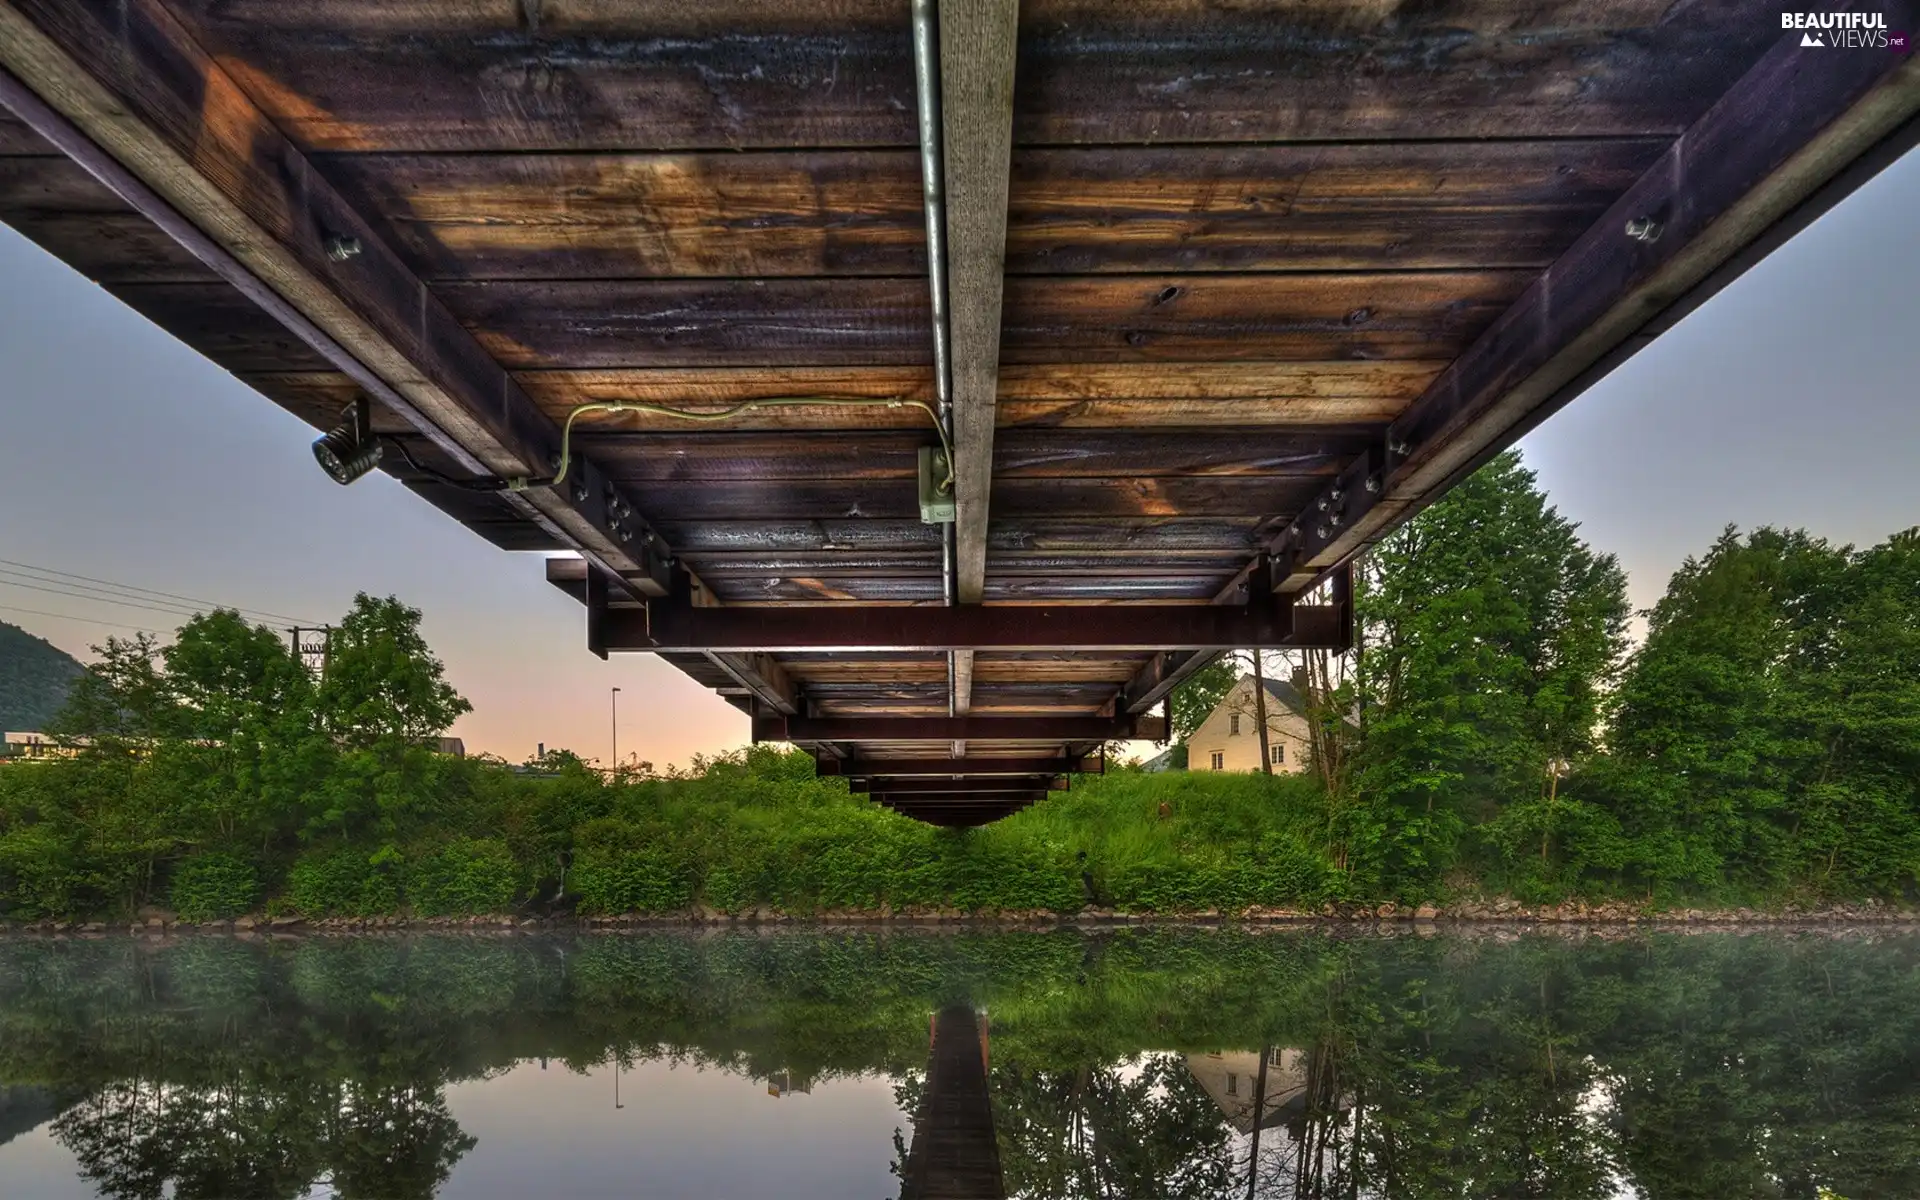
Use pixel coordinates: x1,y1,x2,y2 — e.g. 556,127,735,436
900,1007,1006,1200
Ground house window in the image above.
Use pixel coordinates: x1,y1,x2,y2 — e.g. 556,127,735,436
1209,751,1224,771
1270,743,1285,765
1229,714,1240,735
1226,1073,1238,1096
1268,1048,1285,1067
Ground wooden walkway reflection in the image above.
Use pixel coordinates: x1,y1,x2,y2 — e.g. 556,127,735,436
900,1006,1005,1200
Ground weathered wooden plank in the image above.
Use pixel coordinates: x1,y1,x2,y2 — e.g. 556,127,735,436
1013,0,1777,144
994,428,1367,477
707,576,942,603
316,150,927,279
649,517,1262,555
105,283,339,372
145,1,1773,151
438,278,932,368
758,713,1166,742
0,211,218,282
1005,139,1668,272
574,427,1365,481
999,272,1529,362
162,4,918,152
996,360,1441,402
620,477,1321,522
653,520,944,553
710,574,1228,603
442,273,1517,368
0,111,50,153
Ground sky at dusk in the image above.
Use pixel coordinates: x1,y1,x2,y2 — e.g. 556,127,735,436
1,150,1915,767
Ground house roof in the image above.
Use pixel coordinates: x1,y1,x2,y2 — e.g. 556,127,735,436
1239,674,1309,716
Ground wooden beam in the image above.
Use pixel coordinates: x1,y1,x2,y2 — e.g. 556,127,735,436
621,602,1355,653
1271,18,1920,590
942,0,1019,605
821,755,1103,778
852,777,1068,795
756,714,1165,743
0,0,671,595
705,652,799,717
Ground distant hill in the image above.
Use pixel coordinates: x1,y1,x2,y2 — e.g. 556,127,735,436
0,621,84,731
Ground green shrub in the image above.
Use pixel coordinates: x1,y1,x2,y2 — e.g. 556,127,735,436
287,848,404,917
170,853,258,921
409,838,519,915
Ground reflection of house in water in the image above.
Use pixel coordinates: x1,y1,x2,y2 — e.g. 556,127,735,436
765,1069,811,1098
1185,1049,1311,1134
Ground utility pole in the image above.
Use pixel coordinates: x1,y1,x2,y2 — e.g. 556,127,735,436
1251,650,1272,776
610,685,622,774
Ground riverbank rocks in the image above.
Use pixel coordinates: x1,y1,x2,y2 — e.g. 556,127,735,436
1414,904,1439,921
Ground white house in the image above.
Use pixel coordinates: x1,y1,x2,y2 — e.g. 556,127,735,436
1187,675,1313,775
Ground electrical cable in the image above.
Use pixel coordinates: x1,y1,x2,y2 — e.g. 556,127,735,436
0,575,301,625
546,396,955,493
0,558,325,627
0,602,161,636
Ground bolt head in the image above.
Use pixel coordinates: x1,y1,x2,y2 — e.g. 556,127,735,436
1364,474,1382,494
1625,216,1664,243
1315,524,1330,540
323,234,363,262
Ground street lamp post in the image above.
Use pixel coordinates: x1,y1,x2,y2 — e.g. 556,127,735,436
610,686,622,774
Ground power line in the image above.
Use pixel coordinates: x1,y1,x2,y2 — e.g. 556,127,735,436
0,557,326,627
0,602,161,637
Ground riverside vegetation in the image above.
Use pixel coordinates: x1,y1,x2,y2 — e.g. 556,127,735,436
0,452,1915,924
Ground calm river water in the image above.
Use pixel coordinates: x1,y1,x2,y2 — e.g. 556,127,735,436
0,927,1915,1198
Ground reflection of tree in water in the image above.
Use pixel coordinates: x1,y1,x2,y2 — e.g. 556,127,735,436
991,1054,1234,1199
52,1076,471,1200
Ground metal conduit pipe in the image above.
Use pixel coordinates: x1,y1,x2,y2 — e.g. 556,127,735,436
913,0,962,723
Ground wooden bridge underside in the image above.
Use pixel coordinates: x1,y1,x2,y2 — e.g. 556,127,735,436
1,0,1913,824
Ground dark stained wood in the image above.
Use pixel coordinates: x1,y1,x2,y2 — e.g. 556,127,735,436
999,272,1529,362
106,283,339,372
0,111,50,153
574,428,1365,481
1013,0,1778,144
759,714,1165,742
1,211,218,282
161,2,920,152
438,277,932,368
823,755,1100,776
1005,140,1667,273
614,477,1321,521
316,150,927,280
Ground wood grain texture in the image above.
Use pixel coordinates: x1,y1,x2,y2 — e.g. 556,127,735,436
145,1,1773,150
941,0,1021,606
105,283,340,372
507,362,1431,430
575,427,1364,481
437,278,932,368
1005,140,1667,272
441,273,1518,368
605,476,1318,521
163,4,919,152
1013,0,1776,144
316,150,927,279
999,272,1529,362
0,112,51,153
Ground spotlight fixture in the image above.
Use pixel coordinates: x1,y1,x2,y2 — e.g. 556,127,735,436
312,395,384,485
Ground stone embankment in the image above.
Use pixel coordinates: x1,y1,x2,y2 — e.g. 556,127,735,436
1,898,1916,937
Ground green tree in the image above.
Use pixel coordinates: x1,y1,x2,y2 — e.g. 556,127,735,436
316,595,470,749
1352,451,1629,892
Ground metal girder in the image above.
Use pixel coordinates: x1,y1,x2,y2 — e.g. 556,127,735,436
756,714,1165,743
0,0,675,597
852,776,1068,795
1269,20,1920,592
820,755,1103,778
618,601,1352,653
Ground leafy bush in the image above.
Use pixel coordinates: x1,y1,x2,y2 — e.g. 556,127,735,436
170,853,258,922
409,838,519,915
287,848,404,917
